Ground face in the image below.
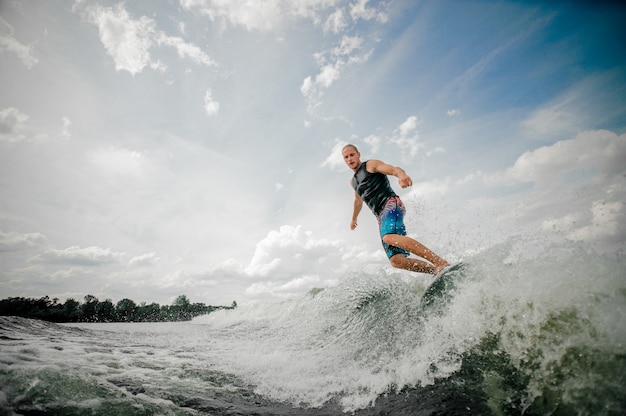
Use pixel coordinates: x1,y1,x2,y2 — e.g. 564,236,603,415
342,146,361,171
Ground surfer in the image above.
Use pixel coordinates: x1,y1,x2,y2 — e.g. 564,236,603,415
342,144,450,275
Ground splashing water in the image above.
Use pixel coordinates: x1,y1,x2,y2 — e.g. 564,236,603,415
193,239,625,414
1,238,624,415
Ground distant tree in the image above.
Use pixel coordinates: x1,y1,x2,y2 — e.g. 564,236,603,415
81,295,99,321
0,297,27,316
42,297,65,322
136,302,160,321
174,295,190,308
169,295,190,320
64,298,81,321
96,299,115,322
0,294,235,323
116,298,137,322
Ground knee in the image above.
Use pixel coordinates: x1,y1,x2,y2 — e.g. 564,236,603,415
388,254,405,269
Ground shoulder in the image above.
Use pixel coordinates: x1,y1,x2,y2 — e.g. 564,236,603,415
365,159,384,173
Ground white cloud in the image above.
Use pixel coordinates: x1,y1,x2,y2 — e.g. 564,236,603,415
316,63,341,88
411,130,626,256
324,9,346,34
0,231,47,251
302,35,371,104
88,147,146,177
179,0,368,32
49,267,97,282
60,117,72,140
455,170,482,185
300,76,314,96
0,107,66,143
540,200,625,245
322,116,424,169
447,109,460,116
523,92,579,139
398,116,418,136
31,246,125,266
0,16,38,69
320,139,349,171
180,0,286,32
426,147,446,157
81,3,156,75
390,116,423,158
77,3,216,75
332,35,363,57
157,34,217,67
491,130,626,188
204,89,220,116
245,275,333,297
566,201,624,243
245,225,347,279
363,135,381,154
350,0,388,23
406,178,450,200
522,73,623,140
129,252,161,267
0,107,29,143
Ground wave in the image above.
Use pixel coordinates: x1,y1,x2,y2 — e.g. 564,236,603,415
1,237,624,415
194,238,626,414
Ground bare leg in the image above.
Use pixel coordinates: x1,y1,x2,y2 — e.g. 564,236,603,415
389,254,436,274
383,234,449,274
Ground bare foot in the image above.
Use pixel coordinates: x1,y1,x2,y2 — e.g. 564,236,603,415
434,262,450,275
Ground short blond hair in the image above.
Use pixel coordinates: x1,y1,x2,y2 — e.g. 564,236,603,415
342,144,359,153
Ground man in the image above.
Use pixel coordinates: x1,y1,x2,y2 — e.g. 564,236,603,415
342,144,450,275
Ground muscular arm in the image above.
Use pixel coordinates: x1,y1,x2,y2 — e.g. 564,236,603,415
366,160,413,188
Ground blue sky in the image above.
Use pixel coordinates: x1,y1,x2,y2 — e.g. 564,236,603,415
1,0,624,305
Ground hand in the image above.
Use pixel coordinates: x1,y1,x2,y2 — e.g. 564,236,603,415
398,175,413,188
350,220,358,230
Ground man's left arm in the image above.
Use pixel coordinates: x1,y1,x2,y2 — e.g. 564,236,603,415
369,160,413,188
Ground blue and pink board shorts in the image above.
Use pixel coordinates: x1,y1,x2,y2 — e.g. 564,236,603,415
378,197,410,259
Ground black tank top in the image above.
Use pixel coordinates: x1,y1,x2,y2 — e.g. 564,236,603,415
351,161,397,217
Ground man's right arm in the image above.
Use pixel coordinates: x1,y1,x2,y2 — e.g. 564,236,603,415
351,192,363,230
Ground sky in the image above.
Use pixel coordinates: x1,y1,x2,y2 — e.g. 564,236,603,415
1,0,625,306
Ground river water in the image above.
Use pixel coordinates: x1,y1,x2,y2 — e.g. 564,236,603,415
1,239,624,415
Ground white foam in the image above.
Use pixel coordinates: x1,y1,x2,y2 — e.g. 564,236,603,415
2,238,624,413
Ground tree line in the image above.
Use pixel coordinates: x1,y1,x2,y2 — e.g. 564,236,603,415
0,294,237,323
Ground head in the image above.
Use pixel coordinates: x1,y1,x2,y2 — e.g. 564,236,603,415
342,144,361,171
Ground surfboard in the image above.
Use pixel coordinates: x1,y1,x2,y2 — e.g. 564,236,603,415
421,262,465,308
